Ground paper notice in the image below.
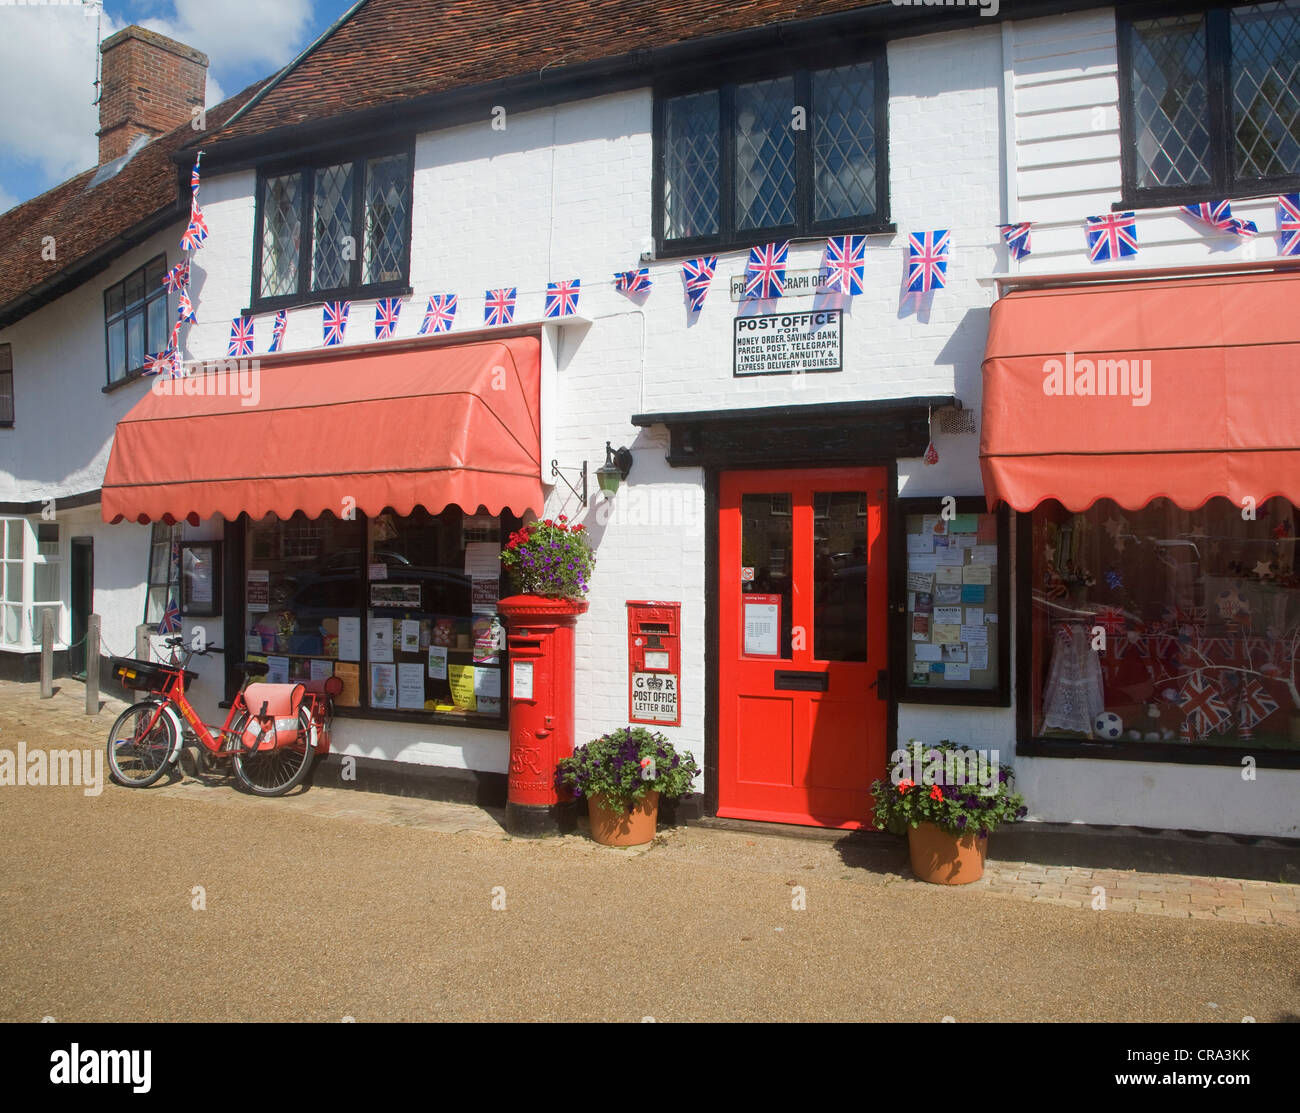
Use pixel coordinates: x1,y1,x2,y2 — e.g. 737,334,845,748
960,624,988,644
906,571,934,593
309,658,333,682
932,624,960,644
400,619,421,654
427,644,448,680
448,664,477,711
936,585,962,606
333,662,360,707
949,514,977,533
368,562,387,581
955,534,977,549
937,545,965,567
961,584,985,604
933,606,963,626
369,617,394,663
972,545,998,564
936,566,963,585
963,563,993,585
965,608,984,626
977,516,997,542
942,643,967,663
370,663,397,710
909,555,939,573
968,644,989,670
914,643,942,662
474,666,501,699
512,660,534,700
464,541,501,579
944,663,971,681
245,634,263,654
337,616,361,661
912,614,931,641
397,662,425,710
907,533,934,554
922,515,942,536
265,655,289,684
246,569,269,613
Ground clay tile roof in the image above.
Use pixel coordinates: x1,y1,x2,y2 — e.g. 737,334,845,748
0,78,270,328
211,0,887,142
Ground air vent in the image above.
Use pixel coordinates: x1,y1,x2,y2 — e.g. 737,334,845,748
935,405,976,436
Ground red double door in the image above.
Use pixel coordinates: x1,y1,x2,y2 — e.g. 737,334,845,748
718,467,888,829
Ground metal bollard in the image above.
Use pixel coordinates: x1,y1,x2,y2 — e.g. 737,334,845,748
40,609,54,699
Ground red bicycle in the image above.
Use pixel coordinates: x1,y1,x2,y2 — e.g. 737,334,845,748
106,637,341,797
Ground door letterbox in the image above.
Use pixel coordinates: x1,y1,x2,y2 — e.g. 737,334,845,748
627,600,681,726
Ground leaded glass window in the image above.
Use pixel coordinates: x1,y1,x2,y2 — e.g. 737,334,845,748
663,91,720,239
312,162,354,292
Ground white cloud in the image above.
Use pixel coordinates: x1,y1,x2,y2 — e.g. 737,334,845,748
142,0,314,75
0,5,121,184
0,183,19,217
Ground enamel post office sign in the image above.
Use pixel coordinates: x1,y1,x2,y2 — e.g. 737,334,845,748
733,310,843,377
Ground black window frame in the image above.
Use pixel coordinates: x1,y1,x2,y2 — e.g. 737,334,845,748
248,139,416,314
0,343,13,427
1117,0,1300,210
103,254,169,386
652,42,892,259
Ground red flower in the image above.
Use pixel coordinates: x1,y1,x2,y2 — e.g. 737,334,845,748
572,523,585,532
557,514,568,523
543,519,554,527
929,785,943,801
897,779,915,794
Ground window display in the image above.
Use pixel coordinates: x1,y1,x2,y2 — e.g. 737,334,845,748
243,506,513,723
1029,497,1300,751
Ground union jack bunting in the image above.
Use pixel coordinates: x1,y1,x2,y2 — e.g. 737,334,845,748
484,288,516,326
681,256,718,312
228,316,255,358
143,350,173,377
614,269,652,296
1085,212,1138,262
1178,671,1231,740
1181,200,1256,237
374,297,403,339
544,279,581,319
190,156,202,197
420,294,457,335
176,289,196,324
323,300,350,346
159,538,182,635
162,261,190,292
268,309,287,353
181,202,208,252
743,241,789,299
1094,606,1127,639
823,236,866,296
1237,677,1279,739
999,222,1032,261
906,230,950,293
1279,194,1300,257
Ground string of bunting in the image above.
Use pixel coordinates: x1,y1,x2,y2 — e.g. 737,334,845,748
144,187,1300,368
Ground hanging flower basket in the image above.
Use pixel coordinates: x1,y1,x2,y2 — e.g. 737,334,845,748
500,515,594,600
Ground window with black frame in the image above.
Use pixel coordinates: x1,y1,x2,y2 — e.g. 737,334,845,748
656,52,888,255
104,255,169,383
1120,1,1300,204
253,148,413,311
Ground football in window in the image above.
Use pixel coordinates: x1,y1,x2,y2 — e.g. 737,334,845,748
254,148,413,309
1028,497,1300,753
657,52,886,253
1122,1,1300,202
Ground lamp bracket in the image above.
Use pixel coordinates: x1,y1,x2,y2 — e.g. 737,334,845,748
550,458,587,504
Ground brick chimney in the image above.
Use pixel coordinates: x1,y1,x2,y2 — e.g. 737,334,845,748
97,26,208,164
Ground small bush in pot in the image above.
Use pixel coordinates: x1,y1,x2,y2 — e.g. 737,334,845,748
870,740,1027,884
556,726,700,846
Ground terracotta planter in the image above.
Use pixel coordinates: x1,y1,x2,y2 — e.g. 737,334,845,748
907,821,987,885
586,791,659,847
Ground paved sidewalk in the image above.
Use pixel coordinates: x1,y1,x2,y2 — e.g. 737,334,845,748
4,676,1298,928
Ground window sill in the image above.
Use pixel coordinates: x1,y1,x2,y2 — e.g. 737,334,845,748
1017,735,1300,770
333,705,507,732
1113,184,1300,214
245,282,413,318
656,224,897,262
103,369,150,394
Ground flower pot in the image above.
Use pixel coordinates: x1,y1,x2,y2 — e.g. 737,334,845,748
586,791,659,847
907,821,987,885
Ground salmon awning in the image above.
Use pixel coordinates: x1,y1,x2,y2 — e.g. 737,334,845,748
102,336,542,523
980,268,1300,511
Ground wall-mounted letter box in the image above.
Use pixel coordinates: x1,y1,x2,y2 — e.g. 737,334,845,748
627,600,681,726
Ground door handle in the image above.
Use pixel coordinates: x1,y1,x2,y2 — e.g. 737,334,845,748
868,669,888,692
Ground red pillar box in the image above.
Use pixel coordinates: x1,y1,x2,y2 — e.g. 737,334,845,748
498,594,589,836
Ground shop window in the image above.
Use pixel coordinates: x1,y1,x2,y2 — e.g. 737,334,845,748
253,147,413,311
1,519,24,647
143,522,181,626
1120,1,1300,206
242,508,513,724
31,521,60,645
104,255,169,384
0,343,13,426
1027,497,1300,755
655,50,888,255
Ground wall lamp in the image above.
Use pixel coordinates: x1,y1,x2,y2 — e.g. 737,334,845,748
596,442,633,497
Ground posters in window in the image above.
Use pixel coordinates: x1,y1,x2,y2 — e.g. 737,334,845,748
265,655,289,684
400,619,420,654
448,664,476,711
247,569,269,613
397,663,425,710
428,644,448,680
370,663,397,710
309,659,333,682
370,618,394,663
334,662,360,707
337,616,361,661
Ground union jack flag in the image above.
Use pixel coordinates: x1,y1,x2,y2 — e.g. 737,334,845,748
1279,194,1300,257
614,269,652,296
1093,605,1127,639
1181,200,1256,237
176,289,196,324
190,156,202,197
1237,677,1279,737
228,316,255,358
824,236,866,296
269,309,287,353
162,261,190,292
999,222,1032,261
323,300,350,346
1178,671,1231,740
681,256,717,313
374,297,403,339
484,288,516,326
143,350,175,377
181,202,208,252
906,230,950,293
544,279,581,319
743,241,789,299
1086,212,1138,262
420,294,457,335
158,538,182,634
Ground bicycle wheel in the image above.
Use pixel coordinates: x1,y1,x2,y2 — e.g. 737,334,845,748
229,707,315,797
106,700,178,788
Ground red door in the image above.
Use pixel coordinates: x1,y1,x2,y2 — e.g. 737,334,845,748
718,468,888,828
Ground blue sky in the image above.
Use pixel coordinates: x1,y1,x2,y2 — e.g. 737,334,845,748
0,0,356,215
